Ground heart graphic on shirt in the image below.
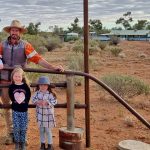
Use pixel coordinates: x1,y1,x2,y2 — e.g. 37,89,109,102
14,92,25,104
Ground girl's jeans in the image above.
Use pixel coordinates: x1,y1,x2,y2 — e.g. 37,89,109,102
40,127,52,144
12,111,28,143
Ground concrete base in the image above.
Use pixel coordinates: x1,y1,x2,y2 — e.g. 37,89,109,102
59,127,84,150
118,140,150,150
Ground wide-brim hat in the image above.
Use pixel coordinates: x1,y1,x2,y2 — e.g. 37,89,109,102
37,76,51,85
3,20,27,33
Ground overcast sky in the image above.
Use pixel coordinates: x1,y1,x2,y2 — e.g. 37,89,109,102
0,0,150,31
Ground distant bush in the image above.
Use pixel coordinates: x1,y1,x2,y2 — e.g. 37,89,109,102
23,34,47,54
23,34,62,53
98,41,107,50
89,46,100,55
101,74,150,98
0,32,8,42
66,53,84,85
45,37,62,51
67,52,84,71
109,36,120,45
89,39,99,47
72,44,84,53
89,40,101,54
72,39,101,54
67,52,96,71
110,47,122,56
66,52,96,85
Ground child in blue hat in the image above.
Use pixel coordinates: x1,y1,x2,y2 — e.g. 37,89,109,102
32,76,57,150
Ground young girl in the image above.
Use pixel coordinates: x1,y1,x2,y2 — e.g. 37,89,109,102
32,76,57,150
8,67,31,150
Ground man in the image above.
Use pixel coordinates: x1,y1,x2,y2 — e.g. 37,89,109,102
0,20,64,144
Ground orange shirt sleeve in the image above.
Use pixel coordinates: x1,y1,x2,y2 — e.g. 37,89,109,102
25,42,42,64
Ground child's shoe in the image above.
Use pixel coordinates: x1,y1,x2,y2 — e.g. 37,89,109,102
20,142,26,150
47,144,54,150
40,143,46,150
15,142,20,150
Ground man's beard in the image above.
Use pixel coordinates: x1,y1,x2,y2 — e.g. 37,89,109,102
10,34,20,40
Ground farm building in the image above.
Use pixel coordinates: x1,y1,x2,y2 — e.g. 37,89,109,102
89,32,110,41
110,30,150,41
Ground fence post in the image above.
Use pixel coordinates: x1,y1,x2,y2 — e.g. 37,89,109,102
66,74,75,131
59,74,84,150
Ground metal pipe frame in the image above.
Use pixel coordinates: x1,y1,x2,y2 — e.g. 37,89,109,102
1,67,150,147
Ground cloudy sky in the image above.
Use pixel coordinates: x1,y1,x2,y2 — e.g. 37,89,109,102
0,0,150,31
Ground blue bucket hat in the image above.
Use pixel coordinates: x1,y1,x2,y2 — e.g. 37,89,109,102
37,76,50,85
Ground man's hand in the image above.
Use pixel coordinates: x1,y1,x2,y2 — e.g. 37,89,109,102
38,59,64,72
55,65,64,72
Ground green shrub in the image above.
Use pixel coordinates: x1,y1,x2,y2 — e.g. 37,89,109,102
89,47,100,55
89,39,99,47
23,34,62,53
45,37,62,51
67,53,84,71
110,47,122,56
66,52,96,71
101,74,150,98
66,52,85,85
23,34,47,53
72,39,101,54
0,32,8,42
98,41,107,50
72,44,84,53
89,40,101,54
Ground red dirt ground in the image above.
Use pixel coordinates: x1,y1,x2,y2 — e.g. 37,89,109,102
0,41,150,150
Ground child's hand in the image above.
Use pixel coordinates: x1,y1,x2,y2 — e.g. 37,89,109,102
42,101,49,106
0,64,3,70
35,101,43,106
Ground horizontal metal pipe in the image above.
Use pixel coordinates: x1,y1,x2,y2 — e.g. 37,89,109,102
0,82,67,88
0,103,87,109
2,67,150,129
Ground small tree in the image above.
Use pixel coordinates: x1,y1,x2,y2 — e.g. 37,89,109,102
146,24,150,30
116,12,133,30
26,22,41,35
52,25,64,35
67,17,82,34
133,20,149,30
89,19,102,34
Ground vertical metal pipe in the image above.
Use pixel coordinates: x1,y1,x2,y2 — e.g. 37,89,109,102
66,74,75,131
83,0,90,147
